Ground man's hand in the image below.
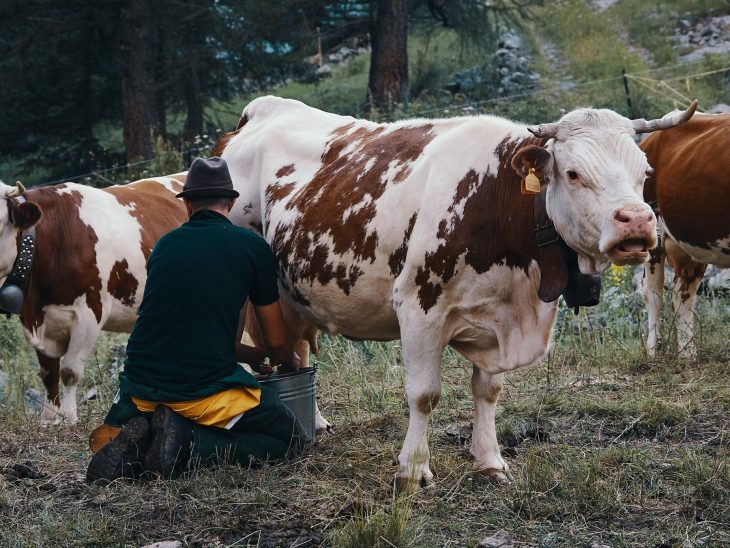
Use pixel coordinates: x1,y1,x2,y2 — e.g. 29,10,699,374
254,300,297,368
235,343,269,370
278,351,302,373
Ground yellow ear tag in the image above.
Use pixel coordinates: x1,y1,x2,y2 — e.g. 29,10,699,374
521,168,541,195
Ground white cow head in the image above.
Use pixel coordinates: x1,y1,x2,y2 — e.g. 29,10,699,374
0,181,42,277
511,102,696,274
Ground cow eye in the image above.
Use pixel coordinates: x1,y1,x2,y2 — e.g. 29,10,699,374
567,170,579,181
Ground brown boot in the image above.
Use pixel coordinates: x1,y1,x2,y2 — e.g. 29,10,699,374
86,417,150,485
144,405,194,480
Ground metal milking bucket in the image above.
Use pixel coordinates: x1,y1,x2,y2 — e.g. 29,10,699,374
259,365,317,444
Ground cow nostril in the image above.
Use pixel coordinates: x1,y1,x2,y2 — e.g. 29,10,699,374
614,210,631,223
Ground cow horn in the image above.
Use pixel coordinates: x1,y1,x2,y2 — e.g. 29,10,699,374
6,181,26,198
527,122,559,139
631,99,698,134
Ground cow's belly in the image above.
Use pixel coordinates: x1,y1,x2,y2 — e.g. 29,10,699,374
664,225,730,267
102,305,138,332
281,273,400,339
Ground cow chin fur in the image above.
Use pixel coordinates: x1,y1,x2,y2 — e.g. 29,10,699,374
577,253,610,275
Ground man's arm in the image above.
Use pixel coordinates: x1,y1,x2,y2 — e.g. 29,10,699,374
234,301,270,372
253,299,297,369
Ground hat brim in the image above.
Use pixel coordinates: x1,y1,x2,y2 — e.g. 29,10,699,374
175,187,240,199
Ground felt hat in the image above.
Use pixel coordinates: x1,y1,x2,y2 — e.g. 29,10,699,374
176,156,240,199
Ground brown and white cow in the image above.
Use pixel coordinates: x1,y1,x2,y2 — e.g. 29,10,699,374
640,112,730,360
215,95,694,489
0,175,187,424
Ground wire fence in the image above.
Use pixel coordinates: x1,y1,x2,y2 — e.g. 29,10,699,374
17,59,730,189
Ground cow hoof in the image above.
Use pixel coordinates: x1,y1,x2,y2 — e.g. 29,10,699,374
394,468,434,493
315,410,332,434
39,406,62,427
39,415,61,427
475,467,514,485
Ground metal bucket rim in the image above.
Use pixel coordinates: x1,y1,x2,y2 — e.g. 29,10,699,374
260,363,317,382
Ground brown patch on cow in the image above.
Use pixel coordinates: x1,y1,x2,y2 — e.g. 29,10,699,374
19,186,104,329
60,367,78,387
665,237,707,301
416,392,440,414
641,114,730,248
647,233,664,275
388,213,418,276
105,180,187,258
212,114,249,156
485,383,502,404
267,182,296,203
276,164,296,178
271,122,436,296
264,181,297,226
107,259,139,307
416,137,546,312
37,352,60,406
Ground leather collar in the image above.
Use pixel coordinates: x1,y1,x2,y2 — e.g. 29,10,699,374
533,186,601,311
0,195,36,314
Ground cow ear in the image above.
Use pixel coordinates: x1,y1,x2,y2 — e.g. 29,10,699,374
9,201,42,230
510,144,552,180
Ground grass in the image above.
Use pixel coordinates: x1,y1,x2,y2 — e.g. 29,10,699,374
0,268,729,546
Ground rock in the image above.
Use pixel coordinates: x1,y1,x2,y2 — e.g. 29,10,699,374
708,103,730,114
445,423,472,439
701,265,730,294
316,63,333,75
500,33,522,50
0,370,8,401
476,529,514,548
141,543,182,548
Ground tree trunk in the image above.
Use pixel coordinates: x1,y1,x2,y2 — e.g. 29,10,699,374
119,0,160,161
368,0,409,112
183,49,203,141
183,0,204,141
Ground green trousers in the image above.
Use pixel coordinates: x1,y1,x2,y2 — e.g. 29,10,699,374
193,386,307,464
105,386,307,466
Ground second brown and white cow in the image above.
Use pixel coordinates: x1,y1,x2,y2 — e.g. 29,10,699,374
640,112,730,359
0,175,188,424
215,96,695,489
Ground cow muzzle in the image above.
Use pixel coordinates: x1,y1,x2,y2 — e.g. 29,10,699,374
605,205,657,265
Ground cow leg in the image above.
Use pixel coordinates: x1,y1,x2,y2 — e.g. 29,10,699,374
36,352,62,426
470,366,512,484
642,236,665,358
57,313,102,422
396,330,443,492
665,239,707,360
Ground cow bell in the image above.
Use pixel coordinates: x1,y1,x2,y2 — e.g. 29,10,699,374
560,242,602,312
0,283,24,315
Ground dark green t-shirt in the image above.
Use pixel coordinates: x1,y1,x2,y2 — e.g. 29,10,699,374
119,209,279,402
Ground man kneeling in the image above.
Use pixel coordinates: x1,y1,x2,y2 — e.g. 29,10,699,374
87,157,305,484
